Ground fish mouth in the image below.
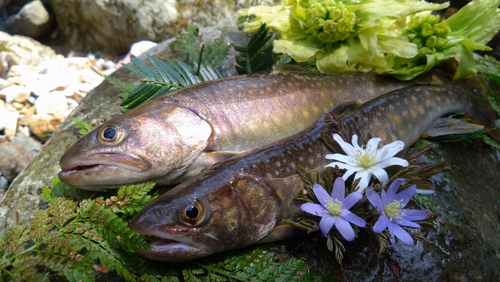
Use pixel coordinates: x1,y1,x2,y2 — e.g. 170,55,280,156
60,152,150,173
58,153,152,189
136,229,219,262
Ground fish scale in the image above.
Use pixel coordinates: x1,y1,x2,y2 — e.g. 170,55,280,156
130,77,499,262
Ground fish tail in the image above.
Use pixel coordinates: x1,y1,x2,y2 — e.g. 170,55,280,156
459,77,500,140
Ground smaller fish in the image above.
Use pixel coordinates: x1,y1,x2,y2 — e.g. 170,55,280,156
130,77,499,262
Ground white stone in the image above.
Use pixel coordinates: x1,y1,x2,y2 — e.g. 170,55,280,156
0,105,8,131
0,176,8,191
35,91,68,119
0,78,14,90
4,110,20,137
0,84,30,104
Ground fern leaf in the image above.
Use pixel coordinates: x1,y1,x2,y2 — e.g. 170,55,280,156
71,117,93,137
235,23,274,74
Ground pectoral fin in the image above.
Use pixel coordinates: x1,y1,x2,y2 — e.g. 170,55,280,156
258,224,304,243
421,117,484,138
180,151,242,181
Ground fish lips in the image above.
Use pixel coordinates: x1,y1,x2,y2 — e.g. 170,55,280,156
58,152,151,190
136,230,219,262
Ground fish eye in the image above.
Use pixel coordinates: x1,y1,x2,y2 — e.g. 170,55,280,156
178,197,209,226
97,124,126,144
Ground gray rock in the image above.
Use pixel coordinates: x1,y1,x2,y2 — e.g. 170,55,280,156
46,0,279,53
0,31,58,68
5,0,54,39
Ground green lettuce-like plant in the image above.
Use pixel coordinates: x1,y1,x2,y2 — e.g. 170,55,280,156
239,0,500,79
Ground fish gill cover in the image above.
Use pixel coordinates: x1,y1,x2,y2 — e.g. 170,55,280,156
2,0,500,281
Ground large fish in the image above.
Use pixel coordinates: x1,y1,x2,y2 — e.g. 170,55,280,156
129,77,499,262
59,66,438,190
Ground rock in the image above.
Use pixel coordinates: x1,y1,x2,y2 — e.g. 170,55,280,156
130,40,157,57
0,176,7,191
0,84,30,104
3,110,20,137
28,114,62,141
4,0,54,39
0,32,58,68
0,140,35,182
34,91,68,119
0,78,14,90
47,0,279,53
0,102,7,131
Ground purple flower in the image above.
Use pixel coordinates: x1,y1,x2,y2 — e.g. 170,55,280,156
366,178,427,245
301,178,366,241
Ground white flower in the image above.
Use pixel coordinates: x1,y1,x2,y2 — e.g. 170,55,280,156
325,134,409,192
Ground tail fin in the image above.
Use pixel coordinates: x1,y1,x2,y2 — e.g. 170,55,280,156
459,77,500,140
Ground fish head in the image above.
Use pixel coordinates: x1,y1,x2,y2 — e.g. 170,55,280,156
130,172,283,262
59,104,212,190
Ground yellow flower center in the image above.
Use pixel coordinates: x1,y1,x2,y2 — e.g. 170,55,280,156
384,200,406,221
326,199,342,216
354,147,377,169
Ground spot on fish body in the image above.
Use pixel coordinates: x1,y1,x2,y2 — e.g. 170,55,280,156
410,110,417,118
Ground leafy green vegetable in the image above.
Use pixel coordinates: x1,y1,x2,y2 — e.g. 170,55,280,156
239,0,500,79
239,0,447,73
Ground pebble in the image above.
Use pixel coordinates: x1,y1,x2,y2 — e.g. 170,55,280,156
0,31,152,193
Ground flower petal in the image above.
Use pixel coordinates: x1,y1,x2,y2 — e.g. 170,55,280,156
326,162,357,171
313,184,331,207
386,178,406,202
366,189,383,211
342,192,362,209
351,134,362,151
396,184,417,206
341,167,361,180
397,218,421,228
403,209,427,221
331,177,346,200
376,157,409,169
340,209,366,227
301,203,326,216
377,140,405,160
319,215,336,237
354,170,371,191
325,153,353,164
391,222,415,245
335,217,356,241
370,167,389,183
373,215,389,233
334,134,357,156
366,137,382,151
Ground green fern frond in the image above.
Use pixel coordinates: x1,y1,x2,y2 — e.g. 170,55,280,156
70,117,94,137
235,23,274,74
120,56,223,112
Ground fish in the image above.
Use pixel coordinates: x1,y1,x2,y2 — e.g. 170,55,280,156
129,77,499,262
58,66,439,190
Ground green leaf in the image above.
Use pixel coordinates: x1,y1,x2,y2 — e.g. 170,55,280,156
70,117,93,137
235,23,274,74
